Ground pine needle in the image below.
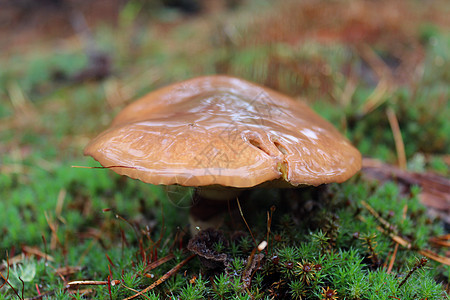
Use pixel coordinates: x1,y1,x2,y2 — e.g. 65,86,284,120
386,107,407,169
360,201,450,266
122,254,196,300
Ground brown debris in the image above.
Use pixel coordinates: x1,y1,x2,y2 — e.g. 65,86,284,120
187,228,229,269
55,266,83,277
361,158,450,224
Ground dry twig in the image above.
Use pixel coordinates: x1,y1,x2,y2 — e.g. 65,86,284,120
122,254,196,300
360,201,450,266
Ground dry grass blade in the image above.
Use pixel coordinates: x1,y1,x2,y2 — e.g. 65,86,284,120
361,80,391,116
120,284,152,300
430,234,450,248
55,189,67,219
386,107,407,169
122,254,196,300
7,82,36,117
356,44,395,83
54,266,82,277
44,212,61,250
103,78,131,109
71,165,138,170
142,253,175,274
237,197,257,247
67,280,121,287
339,77,357,108
416,249,449,265
22,280,120,300
22,246,55,262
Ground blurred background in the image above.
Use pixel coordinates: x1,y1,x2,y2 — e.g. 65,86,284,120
1,0,448,157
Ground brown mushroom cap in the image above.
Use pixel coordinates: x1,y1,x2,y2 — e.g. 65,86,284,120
84,75,361,188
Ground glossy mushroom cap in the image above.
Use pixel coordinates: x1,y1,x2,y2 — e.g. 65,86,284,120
84,75,361,188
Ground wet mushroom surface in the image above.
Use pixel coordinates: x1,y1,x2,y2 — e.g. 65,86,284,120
84,75,361,189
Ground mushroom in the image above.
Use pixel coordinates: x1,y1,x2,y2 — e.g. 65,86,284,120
84,75,361,234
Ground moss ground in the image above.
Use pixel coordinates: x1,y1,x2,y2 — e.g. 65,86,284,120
0,0,449,299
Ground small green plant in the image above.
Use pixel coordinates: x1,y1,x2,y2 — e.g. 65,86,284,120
7,259,36,291
288,279,307,300
294,260,317,286
178,275,210,299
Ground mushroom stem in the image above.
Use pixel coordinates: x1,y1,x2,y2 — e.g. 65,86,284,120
189,187,242,235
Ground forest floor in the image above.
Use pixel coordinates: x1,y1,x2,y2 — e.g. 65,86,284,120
0,0,449,299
